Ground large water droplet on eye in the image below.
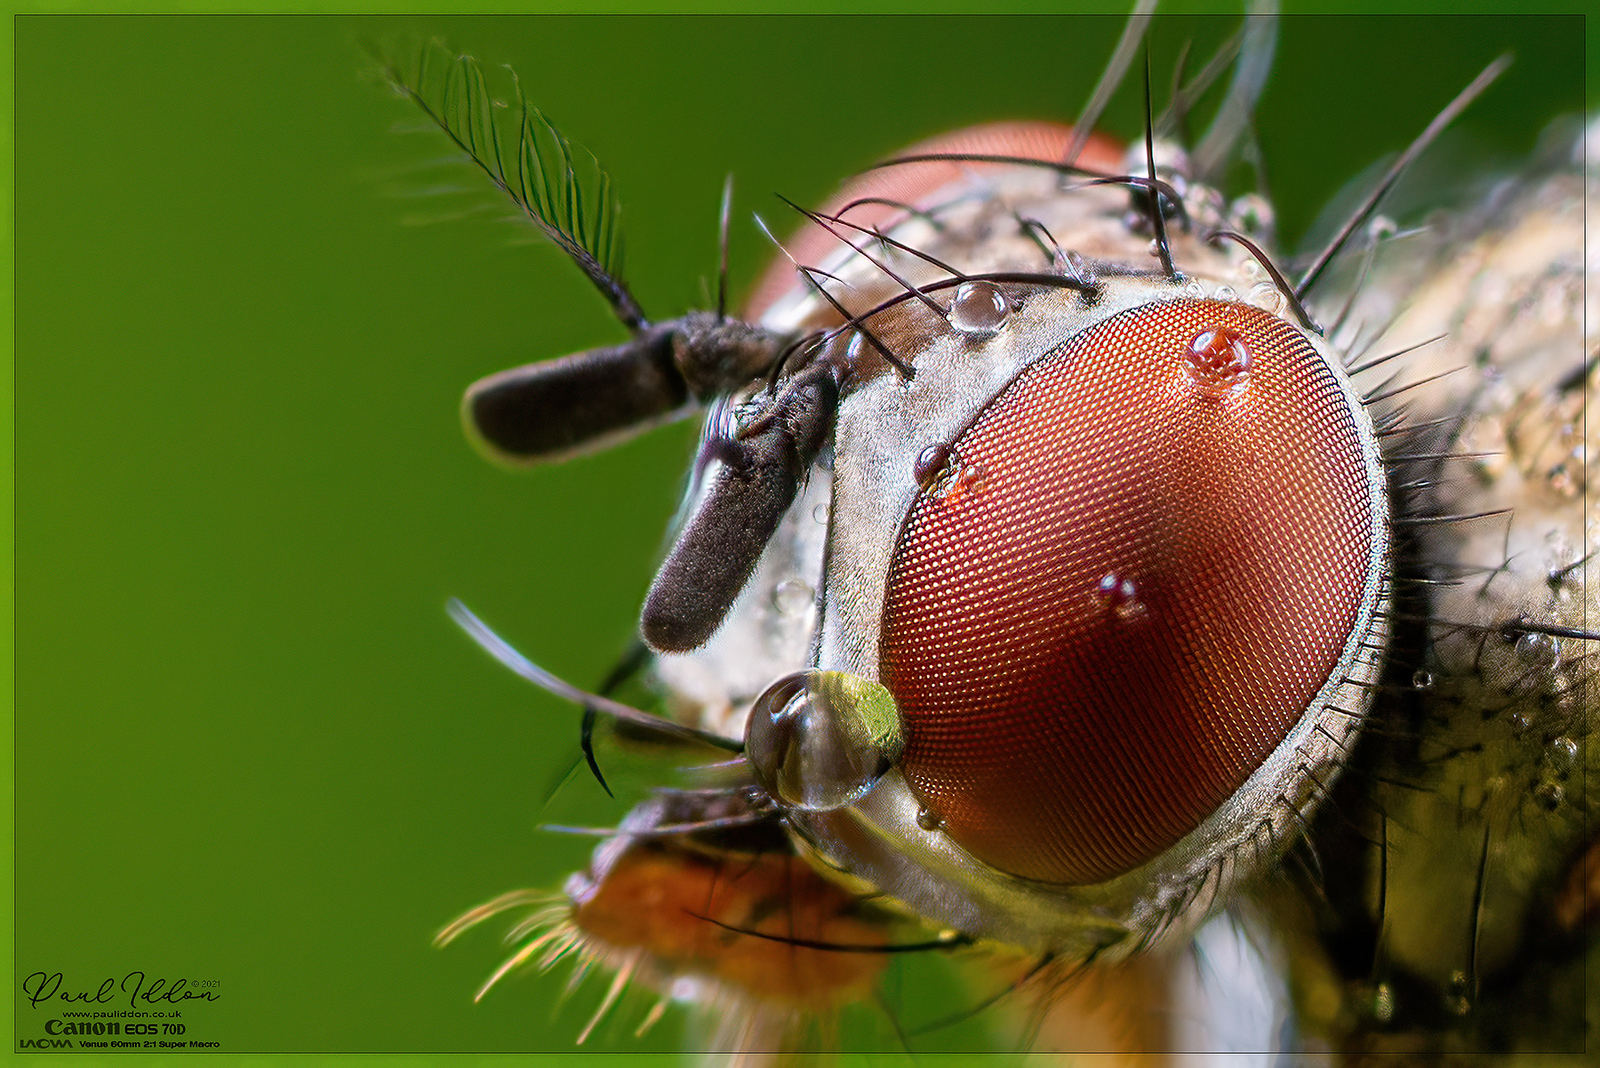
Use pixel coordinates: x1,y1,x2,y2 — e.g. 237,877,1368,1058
914,443,955,491
916,806,943,831
1183,327,1252,399
744,671,903,812
771,578,814,617
949,281,1008,334
1096,572,1145,621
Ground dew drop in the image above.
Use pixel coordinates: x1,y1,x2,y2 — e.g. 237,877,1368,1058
1247,280,1286,316
1096,572,1145,621
949,280,1009,335
772,579,814,617
1548,736,1579,774
916,807,943,831
812,503,829,525
913,443,955,491
1367,214,1398,241
846,331,867,364
1182,278,1207,300
955,460,988,497
1213,285,1237,303
1534,782,1565,811
1514,630,1560,667
1183,327,1253,399
1226,192,1273,234
1444,971,1471,1017
1411,669,1435,691
1371,982,1396,1024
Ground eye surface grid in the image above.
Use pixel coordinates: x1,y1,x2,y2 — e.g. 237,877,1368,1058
880,299,1377,886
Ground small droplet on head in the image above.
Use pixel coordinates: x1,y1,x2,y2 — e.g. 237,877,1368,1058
1246,281,1286,316
1213,284,1237,303
948,280,1008,335
1514,630,1560,666
845,331,868,365
1534,782,1565,811
915,806,942,831
1411,669,1434,691
1548,736,1579,774
1444,970,1471,1016
914,443,955,491
1183,327,1252,399
1371,982,1396,1024
772,579,815,617
812,503,829,525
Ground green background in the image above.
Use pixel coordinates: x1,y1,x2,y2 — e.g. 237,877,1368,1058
13,9,1589,1058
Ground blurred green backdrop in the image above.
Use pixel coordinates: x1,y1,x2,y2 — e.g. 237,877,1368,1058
13,10,1588,1058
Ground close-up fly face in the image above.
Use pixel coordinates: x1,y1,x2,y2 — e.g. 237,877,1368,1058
374,11,1594,1060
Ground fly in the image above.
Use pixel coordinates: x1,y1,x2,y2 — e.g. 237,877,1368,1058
372,10,1594,1059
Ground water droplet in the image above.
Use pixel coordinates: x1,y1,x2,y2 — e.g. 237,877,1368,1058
1246,280,1285,315
1411,669,1435,691
949,281,1008,335
1548,736,1579,774
1182,278,1206,300
1213,285,1237,303
1227,192,1273,234
916,807,942,831
1183,327,1252,399
1444,971,1471,1016
1367,214,1398,241
1534,782,1565,811
845,331,873,370
812,503,829,525
1549,461,1580,497
955,460,988,497
1097,573,1145,621
1514,630,1560,667
772,579,814,617
1371,982,1396,1024
913,443,955,491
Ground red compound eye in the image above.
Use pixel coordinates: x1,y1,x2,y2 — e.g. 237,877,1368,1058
879,299,1378,886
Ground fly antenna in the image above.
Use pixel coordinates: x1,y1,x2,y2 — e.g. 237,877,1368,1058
373,41,649,331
